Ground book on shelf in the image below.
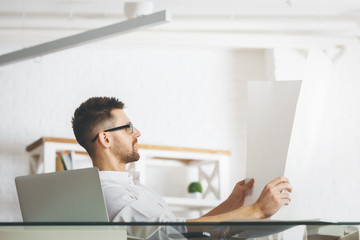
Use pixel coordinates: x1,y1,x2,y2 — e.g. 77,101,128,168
55,154,64,171
56,151,73,171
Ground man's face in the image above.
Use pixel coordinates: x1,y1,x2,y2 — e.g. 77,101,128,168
109,109,141,164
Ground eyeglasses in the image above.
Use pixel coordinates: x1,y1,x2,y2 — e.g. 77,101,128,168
91,123,133,143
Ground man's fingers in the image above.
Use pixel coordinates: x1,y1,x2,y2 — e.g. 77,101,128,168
268,176,290,187
281,198,291,206
238,178,254,185
275,182,293,193
280,192,291,200
244,178,254,188
238,179,245,185
245,178,254,184
278,192,291,206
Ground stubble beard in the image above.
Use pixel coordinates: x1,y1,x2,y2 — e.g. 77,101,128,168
113,141,140,164
123,151,140,164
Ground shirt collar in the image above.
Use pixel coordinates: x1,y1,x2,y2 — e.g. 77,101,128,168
99,171,140,185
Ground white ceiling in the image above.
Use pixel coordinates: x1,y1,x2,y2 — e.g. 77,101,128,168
1,0,360,17
1,0,360,48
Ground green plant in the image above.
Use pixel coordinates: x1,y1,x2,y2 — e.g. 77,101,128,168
188,182,203,193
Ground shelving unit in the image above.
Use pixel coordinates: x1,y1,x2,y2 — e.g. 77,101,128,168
26,137,85,173
26,137,230,214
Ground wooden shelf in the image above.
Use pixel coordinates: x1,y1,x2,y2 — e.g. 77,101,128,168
26,137,231,155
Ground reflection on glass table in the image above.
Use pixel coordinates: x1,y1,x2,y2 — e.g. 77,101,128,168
0,221,359,240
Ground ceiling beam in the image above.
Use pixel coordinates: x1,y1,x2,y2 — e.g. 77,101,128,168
0,10,170,67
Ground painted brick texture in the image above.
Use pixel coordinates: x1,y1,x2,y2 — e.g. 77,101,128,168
0,43,266,221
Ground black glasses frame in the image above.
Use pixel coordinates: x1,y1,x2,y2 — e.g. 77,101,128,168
91,123,133,143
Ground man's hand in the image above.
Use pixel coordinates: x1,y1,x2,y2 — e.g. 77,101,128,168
253,176,292,218
188,177,292,222
228,179,254,210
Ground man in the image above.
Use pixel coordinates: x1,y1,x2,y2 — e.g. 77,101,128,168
72,96,292,222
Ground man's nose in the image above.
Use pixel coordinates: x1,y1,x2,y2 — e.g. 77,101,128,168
133,127,141,138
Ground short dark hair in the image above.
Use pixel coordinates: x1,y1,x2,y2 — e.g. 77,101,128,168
72,97,124,156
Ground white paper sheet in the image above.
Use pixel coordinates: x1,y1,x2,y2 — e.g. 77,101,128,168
244,80,302,207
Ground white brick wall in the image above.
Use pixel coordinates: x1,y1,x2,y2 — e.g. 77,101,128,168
2,41,360,222
0,42,267,221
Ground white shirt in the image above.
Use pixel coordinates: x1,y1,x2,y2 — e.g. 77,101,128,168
99,171,186,222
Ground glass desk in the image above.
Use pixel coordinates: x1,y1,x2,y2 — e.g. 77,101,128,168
0,221,359,240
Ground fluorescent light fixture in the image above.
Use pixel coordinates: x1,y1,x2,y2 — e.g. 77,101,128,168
0,10,170,67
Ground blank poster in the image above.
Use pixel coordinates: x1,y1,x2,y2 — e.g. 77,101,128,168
245,80,302,208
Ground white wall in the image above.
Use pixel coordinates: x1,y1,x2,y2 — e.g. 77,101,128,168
0,42,267,221
4,39,359,222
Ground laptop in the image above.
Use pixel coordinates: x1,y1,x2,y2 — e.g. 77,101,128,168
15,167,109,222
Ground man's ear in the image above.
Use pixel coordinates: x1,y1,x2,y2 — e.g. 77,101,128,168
98,132,111,148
